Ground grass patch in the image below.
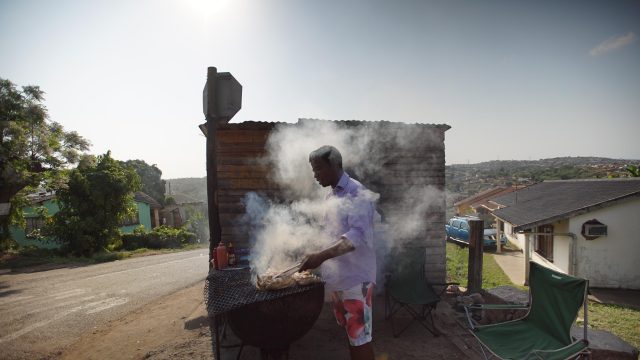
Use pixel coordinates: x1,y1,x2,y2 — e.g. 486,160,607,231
446,242,518,289
579,302,640,351
0,247,88,270
0,243,206,270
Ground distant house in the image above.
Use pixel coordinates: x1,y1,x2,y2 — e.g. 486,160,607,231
9,192,59,249
132,192,163,230
9,191,162,248
490,178,640,289
454,186,516,226
160,205,184,227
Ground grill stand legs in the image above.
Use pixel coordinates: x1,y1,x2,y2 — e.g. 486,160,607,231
260,348,289,360
210,314,242,359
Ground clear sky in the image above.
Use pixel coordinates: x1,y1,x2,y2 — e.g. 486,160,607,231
2,0,639,178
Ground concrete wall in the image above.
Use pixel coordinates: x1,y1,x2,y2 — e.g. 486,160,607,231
570,198,640,289
120,201,152,234
503,221,526,249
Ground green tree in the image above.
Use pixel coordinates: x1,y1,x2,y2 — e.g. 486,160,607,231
182,204,208,242
0,78,89,249
49,152,141,255
120,159,166,205
625,165,639,177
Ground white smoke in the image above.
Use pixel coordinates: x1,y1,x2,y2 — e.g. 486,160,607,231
240,119,446,280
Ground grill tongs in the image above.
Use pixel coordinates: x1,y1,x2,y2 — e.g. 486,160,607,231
270,241,343,279
272,261,303,279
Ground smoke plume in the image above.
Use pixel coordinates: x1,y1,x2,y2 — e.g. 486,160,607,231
240,119,445,282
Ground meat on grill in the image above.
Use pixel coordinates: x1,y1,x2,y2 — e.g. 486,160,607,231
256,270,321,291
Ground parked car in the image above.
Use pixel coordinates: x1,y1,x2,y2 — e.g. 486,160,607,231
445,216,507,248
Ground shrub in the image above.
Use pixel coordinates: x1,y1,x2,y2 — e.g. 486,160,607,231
147,226,196,249
120,226,196,250
106,237,123,252
121,232,149,250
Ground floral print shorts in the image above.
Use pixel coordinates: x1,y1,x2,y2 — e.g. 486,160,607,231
330,282,374,346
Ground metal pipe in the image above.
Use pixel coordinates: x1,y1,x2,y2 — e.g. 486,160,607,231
524,233,530,285
204,67,222,269
583,279,589,343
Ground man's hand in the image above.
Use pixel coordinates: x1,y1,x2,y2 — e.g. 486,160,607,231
298,237,355,272
299,252,326,272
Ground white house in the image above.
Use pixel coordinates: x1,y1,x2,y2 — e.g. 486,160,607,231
490,178,640,289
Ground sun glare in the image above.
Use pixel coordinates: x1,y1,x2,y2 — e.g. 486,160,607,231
182,0,233,21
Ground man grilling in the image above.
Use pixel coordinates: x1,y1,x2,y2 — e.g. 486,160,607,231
299,145,376,360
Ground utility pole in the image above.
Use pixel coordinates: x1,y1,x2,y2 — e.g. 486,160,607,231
202,67,242,268
204,67,221,269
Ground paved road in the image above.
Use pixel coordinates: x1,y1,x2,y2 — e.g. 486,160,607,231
0,249,209,359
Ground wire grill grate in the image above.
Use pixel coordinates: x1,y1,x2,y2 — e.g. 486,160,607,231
204,268,323,316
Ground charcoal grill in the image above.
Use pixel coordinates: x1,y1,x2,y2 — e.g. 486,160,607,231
204,268,324,359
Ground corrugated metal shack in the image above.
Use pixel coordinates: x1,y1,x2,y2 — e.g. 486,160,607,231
210,118,450,282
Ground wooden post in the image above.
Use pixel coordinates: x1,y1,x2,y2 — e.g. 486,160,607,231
205,67,222,269
467,219,484,293
153,208,160,228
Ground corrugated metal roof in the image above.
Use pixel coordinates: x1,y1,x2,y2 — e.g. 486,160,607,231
491,178,640,230
299,118,451,130
27,193,56,204
134,191,163,209
218,121,283,130
218,118,451,131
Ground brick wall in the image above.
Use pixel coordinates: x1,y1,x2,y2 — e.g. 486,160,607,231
216,123,278,247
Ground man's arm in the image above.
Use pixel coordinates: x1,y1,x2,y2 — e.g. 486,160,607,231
299,192,373,272
299,236,355,271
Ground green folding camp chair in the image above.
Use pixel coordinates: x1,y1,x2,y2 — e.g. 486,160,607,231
384,248,458,337
464,261,590,360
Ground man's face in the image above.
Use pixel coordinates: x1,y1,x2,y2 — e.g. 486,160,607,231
310,158,337,187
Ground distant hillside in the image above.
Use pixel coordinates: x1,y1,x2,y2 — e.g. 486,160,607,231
446,156,639,200
165,177,207,204
164,157,639,212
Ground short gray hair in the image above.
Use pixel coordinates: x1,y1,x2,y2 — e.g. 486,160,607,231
309,145,342,169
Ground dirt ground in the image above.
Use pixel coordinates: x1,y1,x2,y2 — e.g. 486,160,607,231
55,282,480,360
57,283,213,360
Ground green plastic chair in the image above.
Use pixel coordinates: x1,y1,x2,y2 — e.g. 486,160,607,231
465,261,590,360
384,247,458,337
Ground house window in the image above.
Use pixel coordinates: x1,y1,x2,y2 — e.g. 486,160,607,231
25,217,45,238
120,213,140,226
536,224,554,262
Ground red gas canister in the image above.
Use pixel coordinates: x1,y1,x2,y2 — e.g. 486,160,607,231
211,244,219,270
216,241,228,269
